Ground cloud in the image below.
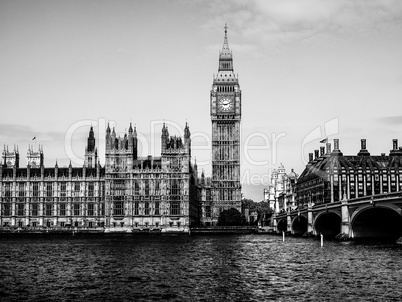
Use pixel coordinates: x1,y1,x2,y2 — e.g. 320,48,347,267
0,123,66,147
251,0,402,34
201,0,402,53
377,116,402,125
0,124,34,140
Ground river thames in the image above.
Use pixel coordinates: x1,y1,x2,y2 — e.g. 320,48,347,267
0,234,401,301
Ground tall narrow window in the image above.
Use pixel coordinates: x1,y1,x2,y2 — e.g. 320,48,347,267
46,203,52,216
74,203,80,216
374,174,380,194
4,183,11,198
74,182,80,200
390,174,396,192
32,182,39,200
206,190,211,201
145,180,150,196
88,203,94,216
99,203,105,216
205,206,211,217
144,201,150,215
155,201,160,215
382,174,388,193
134,201,139,215
88,182,94,197
134,181,140,195
32,203,38,216
46,183,52,196
60,203,66,216
60,182,67,198
18,183,25,198
171,179,180,195
3,203,11,216
17,203,24,216
46,183,52,201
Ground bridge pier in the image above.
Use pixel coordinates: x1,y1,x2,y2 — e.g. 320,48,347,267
340,197,352,239
287,212,292,233
307,202,314,235
272,215,278,232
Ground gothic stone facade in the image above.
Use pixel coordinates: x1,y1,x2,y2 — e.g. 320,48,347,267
0,124,199,232
104,122,198,231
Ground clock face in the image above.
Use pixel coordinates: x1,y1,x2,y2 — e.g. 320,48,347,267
219,98,233,112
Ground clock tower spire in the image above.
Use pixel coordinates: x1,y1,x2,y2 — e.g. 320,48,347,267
206,25,242,226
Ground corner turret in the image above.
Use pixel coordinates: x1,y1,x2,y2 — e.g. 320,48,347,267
2,145,19,168
27,145,44,168
184,122,191,156
84,126,98,168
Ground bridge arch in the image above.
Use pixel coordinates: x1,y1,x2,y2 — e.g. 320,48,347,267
314,211,341,237
291,215,308,236
351,206,402,240
277,218,287,233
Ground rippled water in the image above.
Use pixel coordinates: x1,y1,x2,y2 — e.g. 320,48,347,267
0,234,401,301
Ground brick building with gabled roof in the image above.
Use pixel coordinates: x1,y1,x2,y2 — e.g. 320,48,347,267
296,138,402,207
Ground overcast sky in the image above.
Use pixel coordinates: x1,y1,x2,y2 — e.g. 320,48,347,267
1,0,402,201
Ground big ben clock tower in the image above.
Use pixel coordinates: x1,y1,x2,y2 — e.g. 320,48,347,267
210,24,242,223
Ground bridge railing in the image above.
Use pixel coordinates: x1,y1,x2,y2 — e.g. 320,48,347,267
192,226,257,230
347,191,402,204
290,191,402,210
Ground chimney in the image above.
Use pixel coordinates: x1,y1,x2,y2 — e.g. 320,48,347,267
309,153,313,162
390,139,402,156
320,146,325,156
358,139,370,156
361,139,366,150
314,150,319,159
326,143,331,154
334,139,339,150
332,138,343,156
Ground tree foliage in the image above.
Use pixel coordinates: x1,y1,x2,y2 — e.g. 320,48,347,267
217,208,247,226
254,201,273,216
242,199,272,215
241,199,273,225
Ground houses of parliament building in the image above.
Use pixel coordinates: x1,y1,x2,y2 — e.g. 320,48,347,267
0,26,242,232
0,123,200,232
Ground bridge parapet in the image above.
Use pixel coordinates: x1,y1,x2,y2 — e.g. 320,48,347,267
346,191,402,204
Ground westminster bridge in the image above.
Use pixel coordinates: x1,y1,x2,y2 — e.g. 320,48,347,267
273,191,402,240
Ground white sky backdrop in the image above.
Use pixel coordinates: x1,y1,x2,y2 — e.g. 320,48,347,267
1,0,402,201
